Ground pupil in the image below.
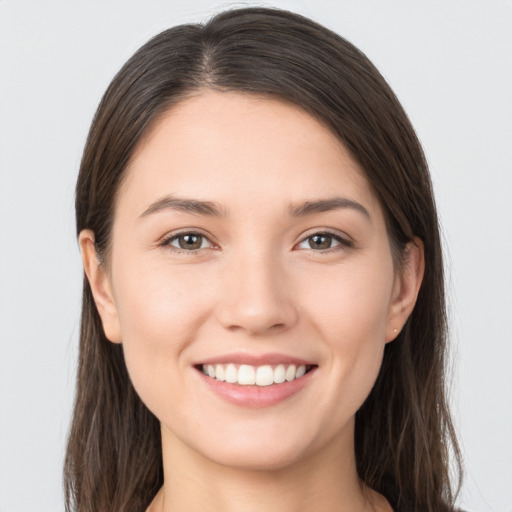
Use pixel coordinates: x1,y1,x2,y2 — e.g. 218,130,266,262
310,234,331,250
179,234,201,250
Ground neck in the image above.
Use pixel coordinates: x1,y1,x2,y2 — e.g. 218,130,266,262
147,422,391,512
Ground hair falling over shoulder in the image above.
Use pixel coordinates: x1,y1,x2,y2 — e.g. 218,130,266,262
65,7,462,512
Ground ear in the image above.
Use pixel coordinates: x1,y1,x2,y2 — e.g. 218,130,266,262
79,230,122,344
386,237,425,342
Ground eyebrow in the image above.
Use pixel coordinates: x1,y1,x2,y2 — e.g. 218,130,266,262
138,195,371,222
288,197,371,221
139,196,228,219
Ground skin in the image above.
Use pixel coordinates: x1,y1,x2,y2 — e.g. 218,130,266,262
80,91,424,512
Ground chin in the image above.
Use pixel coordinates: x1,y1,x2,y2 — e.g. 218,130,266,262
204,441,306,472
179,422,312,472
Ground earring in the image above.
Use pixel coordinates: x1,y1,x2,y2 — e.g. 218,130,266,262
393,328,398,334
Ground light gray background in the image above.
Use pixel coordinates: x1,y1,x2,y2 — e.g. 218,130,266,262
1,1,511,510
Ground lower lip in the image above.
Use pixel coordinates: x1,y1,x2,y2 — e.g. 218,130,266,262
195,367,317,408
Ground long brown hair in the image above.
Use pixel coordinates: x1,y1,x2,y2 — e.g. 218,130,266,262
65,7,462,511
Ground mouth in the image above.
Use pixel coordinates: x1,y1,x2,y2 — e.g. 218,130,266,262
194,363,318,387
193,355,319,408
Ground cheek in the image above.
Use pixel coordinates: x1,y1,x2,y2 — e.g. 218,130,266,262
304,260,394,341
110,258,211,413
300,260,394,407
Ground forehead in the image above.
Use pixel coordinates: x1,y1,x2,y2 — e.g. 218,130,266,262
117,91,382,222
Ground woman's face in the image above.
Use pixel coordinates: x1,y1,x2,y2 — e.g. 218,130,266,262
82,91,420,470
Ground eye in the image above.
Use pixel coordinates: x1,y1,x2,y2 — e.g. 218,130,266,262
162,232,214,252
296,232,351,252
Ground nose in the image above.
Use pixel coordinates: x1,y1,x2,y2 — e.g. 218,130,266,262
215,250,298,336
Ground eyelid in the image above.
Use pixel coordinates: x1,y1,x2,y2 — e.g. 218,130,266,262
159,229,218,253
158,227,354,254
294,228,354,251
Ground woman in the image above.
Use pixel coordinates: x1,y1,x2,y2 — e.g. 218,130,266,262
64,6,462,512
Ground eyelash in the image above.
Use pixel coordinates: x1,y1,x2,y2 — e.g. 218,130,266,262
159,229,354,255
159,230,215,254
296,230,354,253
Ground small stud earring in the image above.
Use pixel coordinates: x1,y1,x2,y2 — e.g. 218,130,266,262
393,328,398,334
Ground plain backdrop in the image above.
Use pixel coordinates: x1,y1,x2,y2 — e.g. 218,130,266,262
1,1,511,510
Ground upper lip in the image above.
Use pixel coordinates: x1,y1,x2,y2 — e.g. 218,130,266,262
195,352,317,367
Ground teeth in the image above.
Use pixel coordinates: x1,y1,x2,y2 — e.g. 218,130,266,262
274,364,286,384
238,365,256,385
256,365,274,386
286,364,296,382
215,364,225,382
296,365,306,378
225,364,237,383
200,363,311,386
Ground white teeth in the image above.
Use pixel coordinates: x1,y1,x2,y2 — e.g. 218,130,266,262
200,363,312,386
215,364,225,382
296,365,306,378
274,364,286,384
238,364,256,385
256,365,274,386
285,364,297,382
225,364,237,383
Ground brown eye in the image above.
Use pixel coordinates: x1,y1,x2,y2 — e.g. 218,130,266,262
296,231,350,252
308,234,334,250
166,233,212,252
179,234,203,250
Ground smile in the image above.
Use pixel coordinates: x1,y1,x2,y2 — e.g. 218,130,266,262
200,363,315,386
